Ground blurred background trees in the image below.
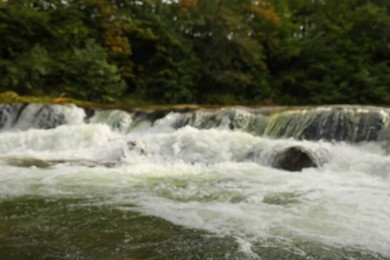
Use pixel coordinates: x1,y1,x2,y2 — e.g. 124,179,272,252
0,0,389,105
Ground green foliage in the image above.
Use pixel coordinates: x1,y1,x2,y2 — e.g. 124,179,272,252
184,0,277,104
56,40,126,102
0,0,124,102
0,0,389,105
0,44,50,95
267,0,390,105
121,0,201,103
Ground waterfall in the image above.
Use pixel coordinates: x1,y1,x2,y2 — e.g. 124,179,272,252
2,103,388,143
0,103,85,131
264,106,389,142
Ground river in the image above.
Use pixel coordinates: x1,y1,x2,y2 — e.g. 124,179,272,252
0,103,389,259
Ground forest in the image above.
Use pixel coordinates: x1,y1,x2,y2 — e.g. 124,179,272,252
0,0,390,105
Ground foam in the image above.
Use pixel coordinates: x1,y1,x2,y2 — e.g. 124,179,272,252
0,122,389,257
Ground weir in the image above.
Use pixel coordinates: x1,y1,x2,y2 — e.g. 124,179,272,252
1,103,389,143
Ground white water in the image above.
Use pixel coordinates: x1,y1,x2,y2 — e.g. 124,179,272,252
0,106,390,258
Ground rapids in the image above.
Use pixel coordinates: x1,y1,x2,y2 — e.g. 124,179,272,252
0,103,389,259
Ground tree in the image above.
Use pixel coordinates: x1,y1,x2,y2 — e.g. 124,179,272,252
0,0,125,102
180,0,280,104
267,0,390,104
56,39,126,102
129,0,201,103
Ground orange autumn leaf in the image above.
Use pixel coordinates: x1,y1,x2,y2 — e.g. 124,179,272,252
180,0,198,12
250,3,281,27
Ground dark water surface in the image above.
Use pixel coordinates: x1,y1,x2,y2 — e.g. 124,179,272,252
0,197,244,259
0,197,387,260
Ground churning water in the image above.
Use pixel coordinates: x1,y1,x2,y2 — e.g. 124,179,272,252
0,104,389,259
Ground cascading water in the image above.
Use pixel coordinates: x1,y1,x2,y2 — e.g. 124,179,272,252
0,103,389,259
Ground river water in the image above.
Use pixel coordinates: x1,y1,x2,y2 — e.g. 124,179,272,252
0,104,389,259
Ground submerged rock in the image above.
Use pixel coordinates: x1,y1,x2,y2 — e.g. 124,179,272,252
5,157,118,168
272,146,317,172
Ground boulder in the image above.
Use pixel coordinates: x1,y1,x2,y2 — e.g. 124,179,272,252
272,146,317,172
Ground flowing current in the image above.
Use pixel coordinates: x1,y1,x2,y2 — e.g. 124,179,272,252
0,103,390,259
